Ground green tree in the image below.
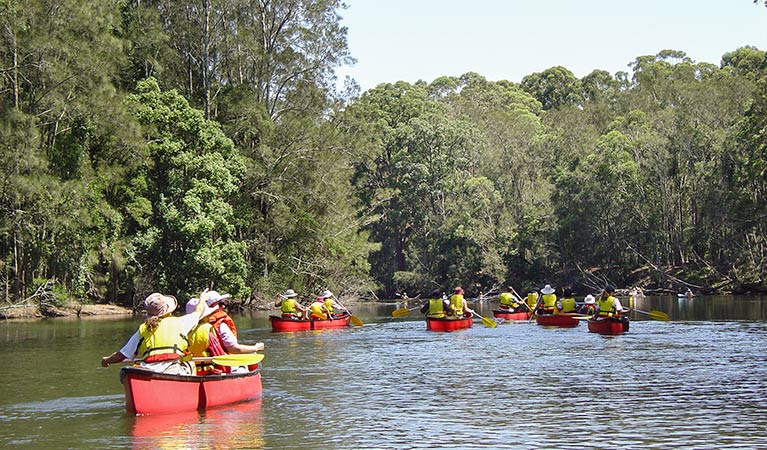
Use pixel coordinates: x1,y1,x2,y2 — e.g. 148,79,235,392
125,78,248,299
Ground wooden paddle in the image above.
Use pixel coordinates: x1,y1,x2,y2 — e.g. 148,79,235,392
332,294,363,326
472,311,497,328
633,309,669,321
392,306,420,318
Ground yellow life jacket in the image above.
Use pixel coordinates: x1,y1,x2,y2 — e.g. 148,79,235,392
324,298,334,315
281,298,297,314
499,292,513,307
560,297,577,313
136,317,189,359
187,323,213,357
541,293,557,308
309,301,327,319
449,294,464,316
597,296,617,317
427,299,446,318
527,293,538,308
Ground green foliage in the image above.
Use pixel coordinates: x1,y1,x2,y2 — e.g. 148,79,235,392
1,0,766,305
124,78,248,299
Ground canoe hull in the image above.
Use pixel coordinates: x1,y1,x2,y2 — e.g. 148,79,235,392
269,313,352,332
535,314,580,328
492,310,531,321
310,314,352,329
269,316,312,332
121,366,262,415
587,317,629,335
426,316,473,332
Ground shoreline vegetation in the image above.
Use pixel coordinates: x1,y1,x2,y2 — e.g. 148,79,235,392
3,3,767,313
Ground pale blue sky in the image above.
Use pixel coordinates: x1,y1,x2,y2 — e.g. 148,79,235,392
336,0,767,91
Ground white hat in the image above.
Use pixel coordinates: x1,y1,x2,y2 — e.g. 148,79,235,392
584,295,596,305
321,290,333,299
541,284,555,295
185,297,219,318
282,289,297,298
206,290,230,306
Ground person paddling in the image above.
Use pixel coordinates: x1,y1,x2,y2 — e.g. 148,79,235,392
420,289,451,318
308,293,334,320
538,284,557,315
556,288,578,314
274,289,308,320
186,290,264,374
101,290,208,374
593,285,631,320
579,294,597,315
448,286,475,319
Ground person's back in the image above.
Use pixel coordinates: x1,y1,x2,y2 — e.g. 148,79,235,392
449,287,466,318
421,290,448,319
579,295,596,315
499,292,514,310
559,289,577,314
275,289,305,319
540,285,557,314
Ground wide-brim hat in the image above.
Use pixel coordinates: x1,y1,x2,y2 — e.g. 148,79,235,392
321,290,334,299
541,284,555,295
206,290,230,306
283,289,297,298
584,295,596,305
144,293,178,317
185,297,219,318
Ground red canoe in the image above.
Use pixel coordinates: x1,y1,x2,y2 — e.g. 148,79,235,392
492,310,532,321
535,313,580,328
426,316,474,332
310,313,352,329
120,366,262,415
587,317,630,335
269,316,312,332
269,313,352,332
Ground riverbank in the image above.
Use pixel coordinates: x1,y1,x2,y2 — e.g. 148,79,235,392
1,303,134,320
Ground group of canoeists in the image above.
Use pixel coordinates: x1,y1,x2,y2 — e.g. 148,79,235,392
101,289,265,375
416,283,632,320
273,288,351,320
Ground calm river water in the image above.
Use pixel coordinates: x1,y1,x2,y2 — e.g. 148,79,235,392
1,295,766,449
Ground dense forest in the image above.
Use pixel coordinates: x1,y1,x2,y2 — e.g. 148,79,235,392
2,1,767,311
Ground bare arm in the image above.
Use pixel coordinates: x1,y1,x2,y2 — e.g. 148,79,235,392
225,342,265,354
101,351,127,367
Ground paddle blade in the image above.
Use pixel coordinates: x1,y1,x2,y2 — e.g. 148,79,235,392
350,315,364,326
478,315,497,328
202,353,265,367
648,310,669,321
392,308,412,318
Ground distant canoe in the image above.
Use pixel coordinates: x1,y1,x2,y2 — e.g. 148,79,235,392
535,313,579,328
426,316,473,332
269,312,352,332
492,310,531,321
587,317,629,335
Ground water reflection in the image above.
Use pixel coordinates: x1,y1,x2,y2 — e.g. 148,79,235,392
131,399,265,450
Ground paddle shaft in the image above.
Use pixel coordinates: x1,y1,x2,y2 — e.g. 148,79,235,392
332,294,363,326
528,293,542,323
120,353,264,367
